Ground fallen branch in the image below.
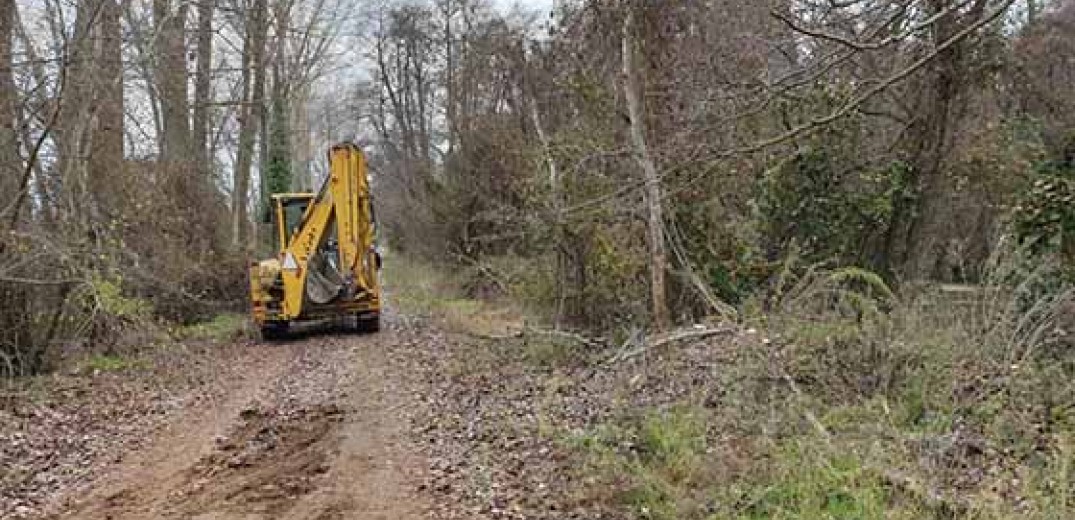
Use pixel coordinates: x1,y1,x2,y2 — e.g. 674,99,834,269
463,324,606,350
608,325,736,364
466,330,524,341
649,325,737,349
523,326,605,350
477,323,735,363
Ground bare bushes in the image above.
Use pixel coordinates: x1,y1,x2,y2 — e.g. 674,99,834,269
109,164,240,323
0,281,57,379
0,192,243,378
0,231,77,378
0,262,243,378
761,247,1072,403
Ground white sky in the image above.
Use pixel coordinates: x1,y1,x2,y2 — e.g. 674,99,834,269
494,0,555,14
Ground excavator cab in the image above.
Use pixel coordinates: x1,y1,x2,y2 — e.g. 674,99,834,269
268,194,314,252
249,144,382,339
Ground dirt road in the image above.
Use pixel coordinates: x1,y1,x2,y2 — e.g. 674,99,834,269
47,328,430,520
4,307,617,520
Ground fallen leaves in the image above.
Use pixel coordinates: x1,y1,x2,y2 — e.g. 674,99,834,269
390,317,752,519
0,340,269,518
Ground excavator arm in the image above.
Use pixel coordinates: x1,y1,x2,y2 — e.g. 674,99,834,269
250,143,381,336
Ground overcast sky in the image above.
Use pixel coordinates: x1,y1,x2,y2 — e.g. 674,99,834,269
494,0,555,14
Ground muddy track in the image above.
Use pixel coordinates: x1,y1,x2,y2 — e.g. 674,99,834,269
49,329,429,520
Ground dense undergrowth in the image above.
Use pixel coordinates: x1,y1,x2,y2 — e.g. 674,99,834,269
0,235,246,379
386,250,1074,519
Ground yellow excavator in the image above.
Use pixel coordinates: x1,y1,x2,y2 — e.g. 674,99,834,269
249,143,382,339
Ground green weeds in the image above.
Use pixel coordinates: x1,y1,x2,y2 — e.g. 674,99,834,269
563,261,1073,519
382,251,526,338
567,408,716,520
81,353,137,373
174,313,249,342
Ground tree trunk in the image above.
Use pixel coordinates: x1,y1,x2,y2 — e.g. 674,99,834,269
768,0,799,82
11,7,52,222
193,0,215,181
233,0,268,250
154,0,191,168
88,0,123,213
55,0,100,221
622,6,670,331
887,0,981,280
0,0,21,218
441,0,457,157
290,82,312,191
262,0,291,207
527,78,571,325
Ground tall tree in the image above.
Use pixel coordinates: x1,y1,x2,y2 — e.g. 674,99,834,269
0,0,20,215
193,0,216,181
233,0,269,249
290,82,312,191
262,0,293,210
622,4,670,330
892,0,1003,278
54,0,102,220
88,0,123,213
154,0,192,169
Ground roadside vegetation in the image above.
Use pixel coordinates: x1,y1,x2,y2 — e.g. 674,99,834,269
566,259,1074,519
0,0,339,378
390,248,1073,519
366,2,1074,517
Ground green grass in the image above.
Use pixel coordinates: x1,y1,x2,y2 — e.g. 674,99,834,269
382,251,525,337
381,249,473,316
567,408,935,520
735,443,891,520
81,353,136,373
563,289,1074,519
566,408,716,520
175,313,248,342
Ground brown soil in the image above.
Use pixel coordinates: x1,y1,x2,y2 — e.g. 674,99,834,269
43,330,430,520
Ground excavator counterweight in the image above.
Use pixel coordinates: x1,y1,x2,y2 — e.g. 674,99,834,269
249,143,381,338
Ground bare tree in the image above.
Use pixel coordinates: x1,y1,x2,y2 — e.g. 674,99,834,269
0,0,20,212
53,0,104,221
233,0,269,249
154,0,192,170
622,5,669,330
88,0,124,213
193,0,216,181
